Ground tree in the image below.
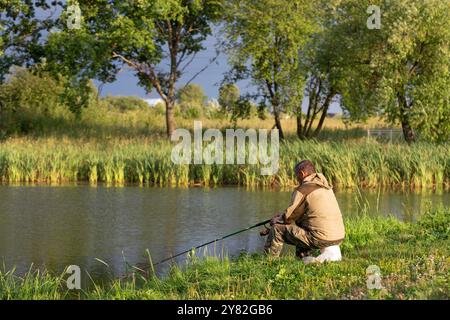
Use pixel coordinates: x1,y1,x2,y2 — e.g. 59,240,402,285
0,0,60,82
103,95,150,112
218,83,255,126
333,0,450,143
176,83,207,118
218,83,239,112
0,67,72,134
0,1,61,130
177,83,207,107
45,0,222,137
222,0,318,139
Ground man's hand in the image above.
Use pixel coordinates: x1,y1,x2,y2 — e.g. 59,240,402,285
270,213,284,226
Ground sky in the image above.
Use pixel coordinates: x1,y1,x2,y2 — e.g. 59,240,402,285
95,34,234,101
96,33,341,113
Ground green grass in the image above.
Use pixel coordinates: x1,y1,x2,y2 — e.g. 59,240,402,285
1,206,448,300
0,137,448,189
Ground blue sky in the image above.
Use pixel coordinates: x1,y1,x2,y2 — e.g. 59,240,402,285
95,33,253,102
95,32,341,113
96,35,229,98
96,32,341,113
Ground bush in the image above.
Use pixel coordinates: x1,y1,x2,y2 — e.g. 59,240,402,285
177,84,207,107
103,96,149,112
0,68,73,135
179,103,202,119
176,84,207,119
416,205,450,241
153,102,166,116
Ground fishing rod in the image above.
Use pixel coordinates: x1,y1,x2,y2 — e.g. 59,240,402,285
151,218,272,267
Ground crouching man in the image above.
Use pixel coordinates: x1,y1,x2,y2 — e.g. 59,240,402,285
262,160,345,262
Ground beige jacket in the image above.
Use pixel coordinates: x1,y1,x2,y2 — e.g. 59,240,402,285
281,173,345,242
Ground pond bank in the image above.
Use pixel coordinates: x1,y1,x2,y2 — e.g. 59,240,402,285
1,206,448,300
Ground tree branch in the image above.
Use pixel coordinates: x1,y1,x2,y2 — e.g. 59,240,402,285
112,52,167,100
183,52,219,87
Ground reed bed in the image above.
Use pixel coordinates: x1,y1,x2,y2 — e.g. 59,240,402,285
0,137,448,189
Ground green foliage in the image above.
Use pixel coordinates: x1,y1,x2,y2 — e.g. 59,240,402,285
0,136,448,188
60,78,99,115
0,68,73,135
228,98,256,127
0,0,60,82
176,83,207,118
417,205,450,241
218,83,256,124
44,0,224,136
177,83,207,107
2,0,449,141
103,96,149,112
223,0,316,89
333,0,450,142
222,0,319,137
218,83,240,113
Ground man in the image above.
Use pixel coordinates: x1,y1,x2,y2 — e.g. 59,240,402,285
262,160,345,260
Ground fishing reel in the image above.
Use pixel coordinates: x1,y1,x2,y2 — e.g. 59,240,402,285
259,223,271,237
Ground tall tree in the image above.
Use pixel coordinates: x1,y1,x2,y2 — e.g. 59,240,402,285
294,1,340,139
45,0,222,137
334,0,450,143
222,0,317,139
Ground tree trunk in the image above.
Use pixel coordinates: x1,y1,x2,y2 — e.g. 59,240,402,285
265,79,284,140
0,99,4,131
165,99,176,138
273,108,285,140
166,20,180,139
313,91,335,137
401,119,415,144
398,94,415,144
0,100,3,132
296,109,304,139
313,107,328,137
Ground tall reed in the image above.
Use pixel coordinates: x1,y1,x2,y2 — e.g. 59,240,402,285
0,138,448,189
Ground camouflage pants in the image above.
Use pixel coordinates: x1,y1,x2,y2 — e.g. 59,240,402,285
264,223,342,258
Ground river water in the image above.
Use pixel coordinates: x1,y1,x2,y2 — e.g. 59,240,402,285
0,185,448,279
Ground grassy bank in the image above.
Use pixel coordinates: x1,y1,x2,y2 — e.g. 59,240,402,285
0,206,448,300
0,137,448,188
